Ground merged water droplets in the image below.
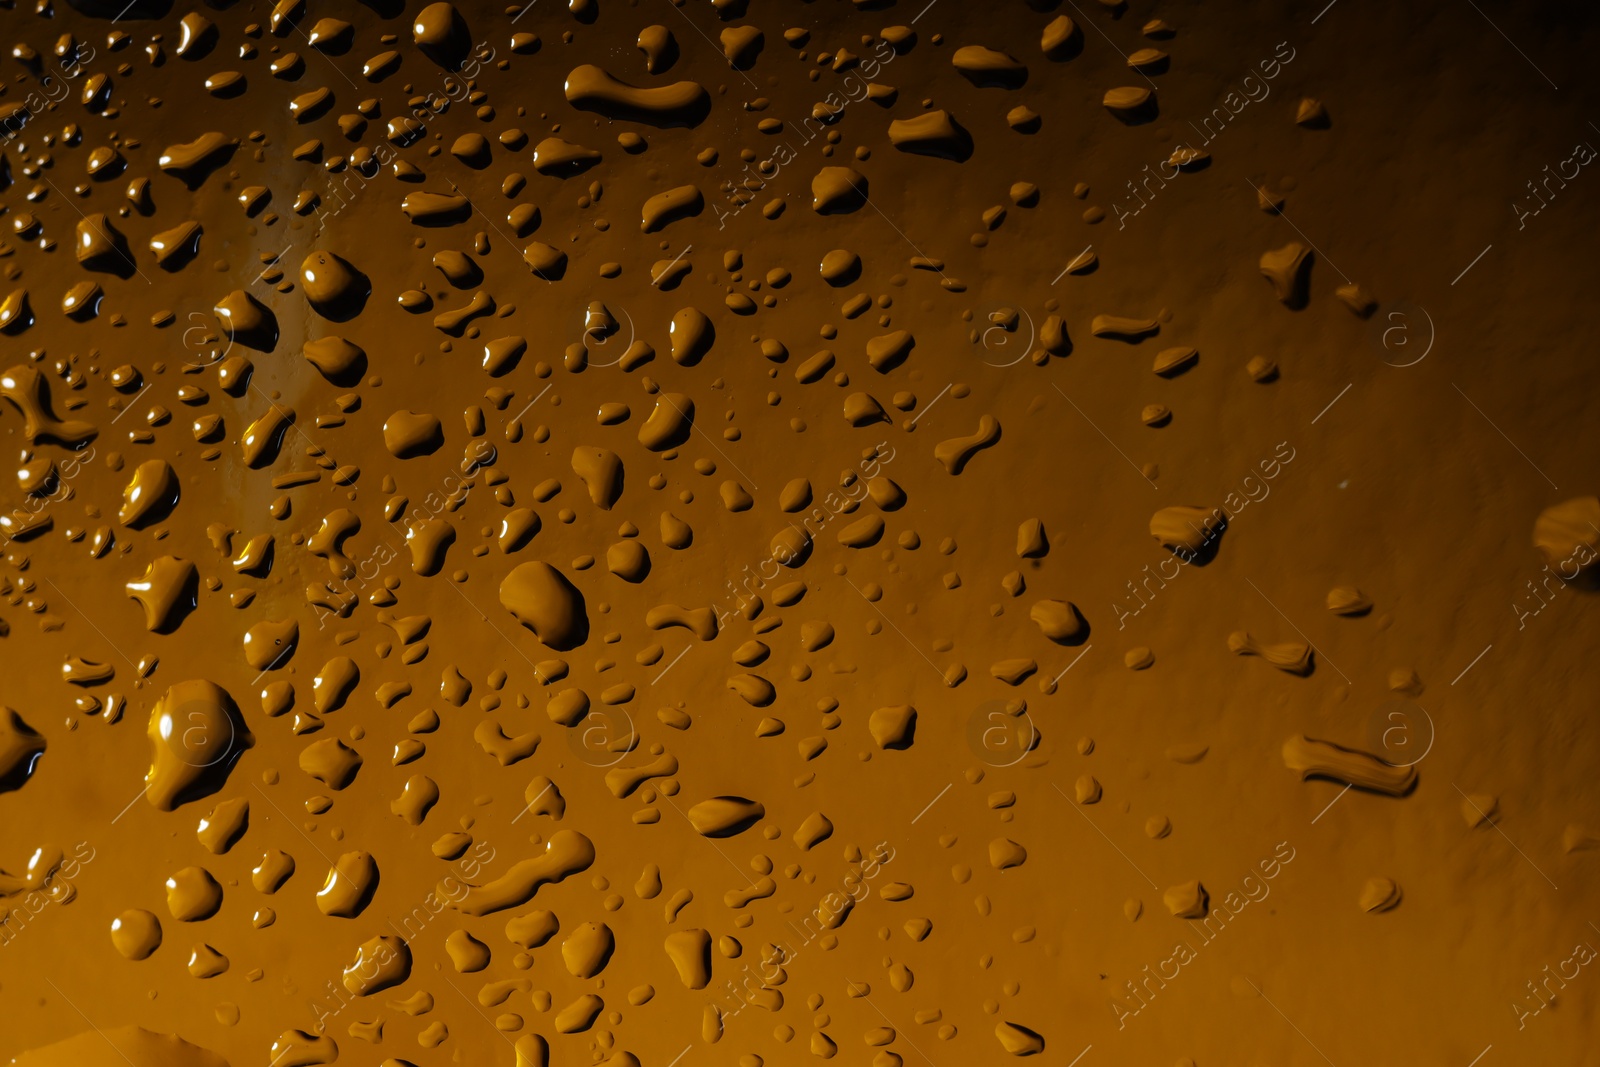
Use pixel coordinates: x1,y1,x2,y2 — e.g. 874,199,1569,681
144,681,253,811
499,562,589,650
0,4,1544,1066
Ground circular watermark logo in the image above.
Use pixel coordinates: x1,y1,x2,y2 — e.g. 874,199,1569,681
1369,302,1434,368
181,311,233,369
579,305,637,369
567,706,637,768
965,699,1039,767
977,307,1037,368
162,698,242,769
1363,699,1435,768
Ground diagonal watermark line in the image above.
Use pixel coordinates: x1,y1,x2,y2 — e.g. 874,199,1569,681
40,576,140,670
1052,783,1159,889
1052,385,1157,490
1245,577,1351,684
1453,383,1558,490
662,0,758,89
431,560,552,685
1246,978,1340,1066
444,177,559,284
1451,643,1492,685
1061,0,1159,91
651,244,694,287
444,979,535,1057
267,9,363,93
251,782,341,869
1311,383,1352,425
109,382,152,424
510,781,553,825
250,638,301,688
1243,177,1351,283
651,643,692,685
843,980,943,1067
1453,783,1558,889
843,577,948,683
324,534,548,699
1051,244,1093,284
905,382,952,428
1462,0,1558,89
911,783,951,824
44,979,141,1067
1451,243,1493,285
255,242,296,285
860,194,950,282
110,785,149,825
1309,784,1352,824
509,383,552,426
38,172,153,285
657,388,760,490
1049,644,1094,686
659,792,761,890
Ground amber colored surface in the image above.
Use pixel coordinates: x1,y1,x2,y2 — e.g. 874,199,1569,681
2,1,1600,1064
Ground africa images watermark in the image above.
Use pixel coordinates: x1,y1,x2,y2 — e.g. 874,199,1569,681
1512,532,1596,630
297,840,498,1038
1511,130,1596,231
712,441,896,627
0,842,97,948
1110,841,1298,1028
0,442,98,551
1112,40,1299,230
307,439,497,629
1511,927,1599,1031
0,42,100,145
710,841,897,1025
1114,441,1297,629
